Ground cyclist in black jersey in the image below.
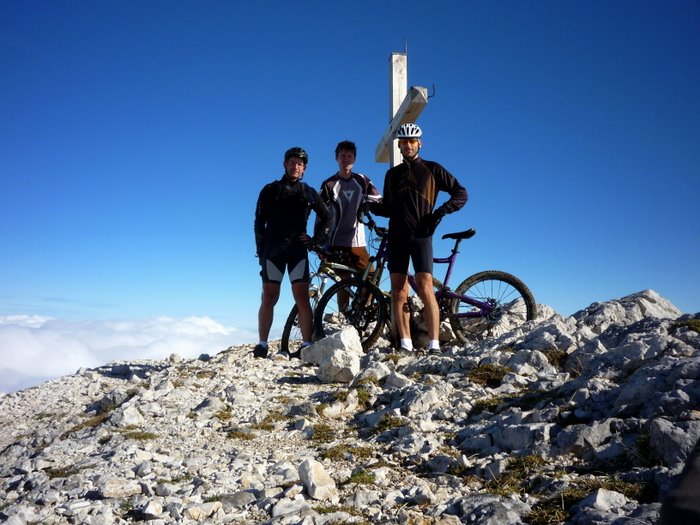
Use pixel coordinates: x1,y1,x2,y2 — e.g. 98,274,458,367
372,123,467,354
253,147,331,358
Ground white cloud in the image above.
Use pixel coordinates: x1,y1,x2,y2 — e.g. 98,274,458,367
0,315,255,393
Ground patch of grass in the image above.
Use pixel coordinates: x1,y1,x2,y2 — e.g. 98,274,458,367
60,412,111,439
122,430,159,441
468,364,511,388
314,504,340,514
526,505,568,525
354,386,373,409
354,376,380,387
580,477,652,502
333,389,349,403
321,444,374,461
446,463,471,477
195,369,216,379
316,403,329,417
161,473,193,484
311,422,336,443
215,405,233,422
525,475,654,524
384,353,400,365
227,429,256,441
485,455,547,497
252,411,286,431
345,469,375,486
37,411,66,421
113,425,158,440
45,465,82,479
420,374,440,386
673,319,700,334
312,504,370,524
470,396,503,415
511,455,547,471
542,348,568,369
374,414,405,434
505,388,558,412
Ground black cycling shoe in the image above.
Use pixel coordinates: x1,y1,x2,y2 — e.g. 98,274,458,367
253,344,268,358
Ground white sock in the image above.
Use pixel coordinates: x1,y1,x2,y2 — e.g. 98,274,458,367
400,338,413,351
258,341,268,348
429,339,440,351
301,342,312,348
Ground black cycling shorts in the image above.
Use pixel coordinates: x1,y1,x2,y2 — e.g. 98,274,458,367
387,235,433,275
260,244,310,285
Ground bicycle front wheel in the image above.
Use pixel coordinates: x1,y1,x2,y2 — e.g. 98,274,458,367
281,304,302,355
314,278,388,351
449,270,537,343
280,269,327,355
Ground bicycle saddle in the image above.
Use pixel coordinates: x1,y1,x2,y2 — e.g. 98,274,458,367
442,228,476,240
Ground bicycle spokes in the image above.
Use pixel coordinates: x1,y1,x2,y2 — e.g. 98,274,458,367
314,278,388,351
449,271,536,343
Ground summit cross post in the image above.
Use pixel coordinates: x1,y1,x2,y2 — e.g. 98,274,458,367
375,52,429,167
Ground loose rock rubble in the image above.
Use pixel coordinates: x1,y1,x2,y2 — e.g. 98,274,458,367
1,289,698,524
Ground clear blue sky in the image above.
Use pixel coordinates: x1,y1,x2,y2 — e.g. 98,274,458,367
1,1,699,391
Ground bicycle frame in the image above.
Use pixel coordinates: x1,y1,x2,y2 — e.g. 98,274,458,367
309,249,360,300
361,215,496,319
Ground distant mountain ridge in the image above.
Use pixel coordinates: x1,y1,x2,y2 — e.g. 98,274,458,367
1,289,698,524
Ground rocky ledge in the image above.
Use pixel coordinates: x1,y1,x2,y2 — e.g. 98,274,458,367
1,289,698,525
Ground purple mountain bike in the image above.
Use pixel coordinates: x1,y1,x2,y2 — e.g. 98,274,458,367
313,213,537,350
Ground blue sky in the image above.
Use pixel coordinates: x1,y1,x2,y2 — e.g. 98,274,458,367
2,1,699,392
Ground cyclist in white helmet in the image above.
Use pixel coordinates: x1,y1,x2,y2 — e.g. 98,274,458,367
372,123,467,354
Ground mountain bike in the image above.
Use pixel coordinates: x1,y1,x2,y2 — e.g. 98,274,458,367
313,213,537,350
280,246,360,356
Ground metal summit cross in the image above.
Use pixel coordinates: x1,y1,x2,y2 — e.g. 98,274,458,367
374,52,429,167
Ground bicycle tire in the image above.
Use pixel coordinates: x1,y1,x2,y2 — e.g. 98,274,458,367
449,270,537,343
314,277,389,351
280,275,321,356
280,304,301,355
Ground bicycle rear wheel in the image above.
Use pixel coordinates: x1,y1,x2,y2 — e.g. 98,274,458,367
449,270,536,343
314,278,388,351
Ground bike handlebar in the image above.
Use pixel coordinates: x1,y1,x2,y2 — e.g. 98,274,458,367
307,243,330,257
359,211,388,237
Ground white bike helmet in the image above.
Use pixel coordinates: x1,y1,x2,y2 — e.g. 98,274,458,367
396,123,422,139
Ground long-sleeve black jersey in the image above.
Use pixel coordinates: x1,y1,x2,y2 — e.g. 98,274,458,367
372,156,467,237
254,176,331,259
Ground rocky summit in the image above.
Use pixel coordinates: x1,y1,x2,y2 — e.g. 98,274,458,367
1,289,698,525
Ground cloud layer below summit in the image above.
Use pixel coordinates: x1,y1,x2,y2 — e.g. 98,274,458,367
0,315,254,393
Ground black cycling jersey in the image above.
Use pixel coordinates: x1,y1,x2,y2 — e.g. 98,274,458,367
373,156,467,239
254,175,331,259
